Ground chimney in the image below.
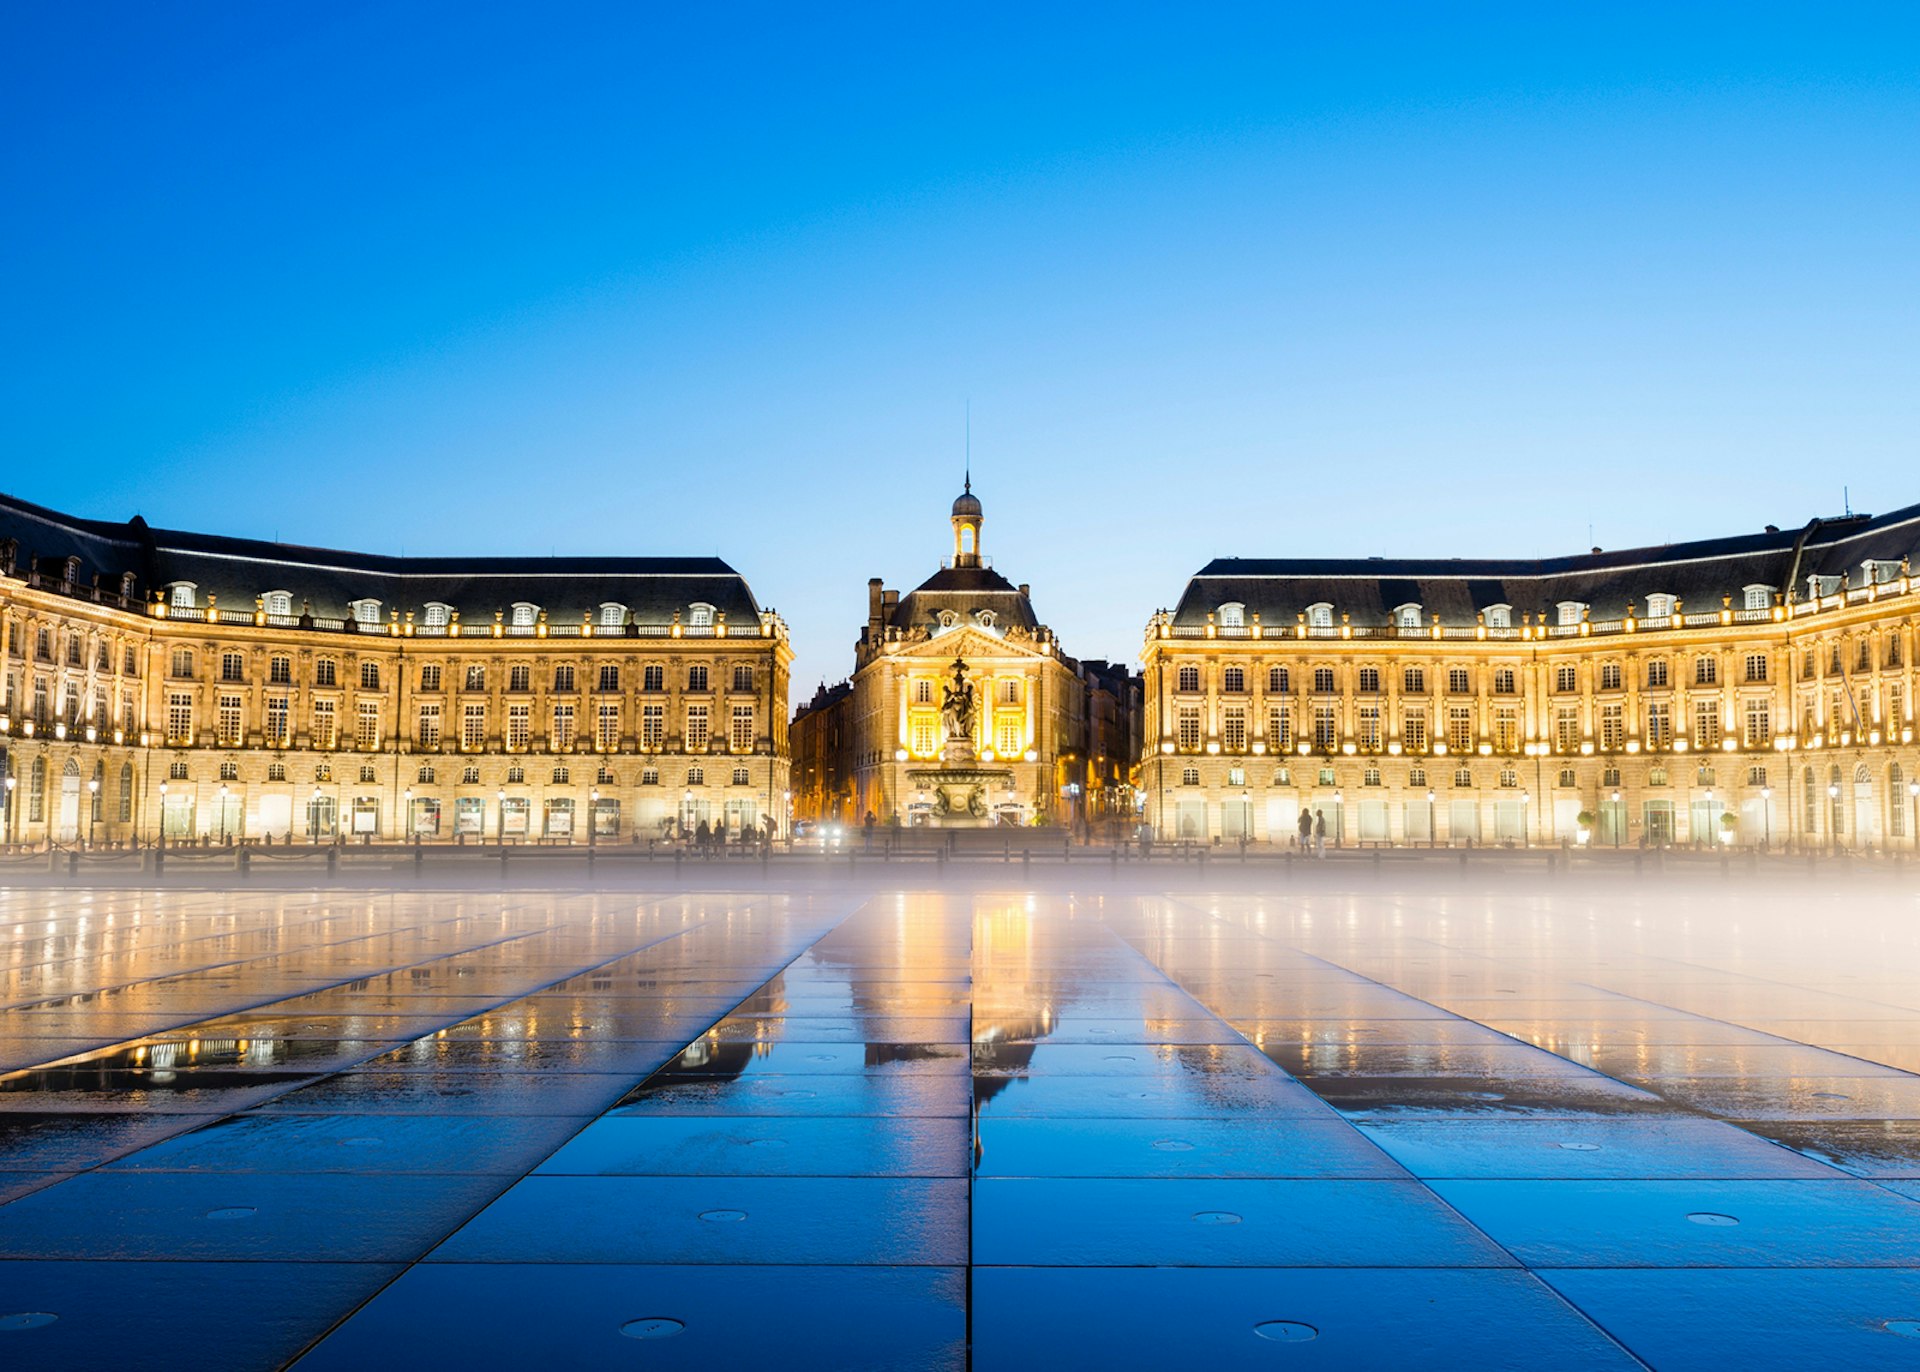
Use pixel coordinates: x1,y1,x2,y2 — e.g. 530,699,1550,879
1018,583,1030,598
867,578,884,627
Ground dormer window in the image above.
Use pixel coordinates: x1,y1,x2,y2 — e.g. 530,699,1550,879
1394,603,1422,630
1557,602,1587,627
937,610,959,631
510,602,539,629
1484,604,1512,629
1742,584,1772,611
349,599,381,626
598,602,627,629
62,556,81,585
976,610,998,631
1864,560,1902,585
263,590,293,617
1807,574,1841,600
687,602,715,628
422,602,452,628
1217,602,1245,628
1644,593,1675,619
1306,602,1333,628
168,583,196,608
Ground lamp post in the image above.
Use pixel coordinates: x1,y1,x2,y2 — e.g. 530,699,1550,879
1704,786,1714,849
159,780,170,854
311,786,323,846
496,787,507,846
1761,785,1772,851
1426,788,1436,849
1521,788,1530,848
1828,781,1840,855
403,787,413,843
589,787,599,850
1611,789,1622,850
1910,779,1918,856
218,782,230,845
4,773,15,850
86,776,99,848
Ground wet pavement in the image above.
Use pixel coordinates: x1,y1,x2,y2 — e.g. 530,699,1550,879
2,878,1920,1368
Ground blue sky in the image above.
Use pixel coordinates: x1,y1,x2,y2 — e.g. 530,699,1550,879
3,4,1915,696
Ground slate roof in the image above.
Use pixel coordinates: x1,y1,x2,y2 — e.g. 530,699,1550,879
890,564,1040,632
0,491,763,626
1170,503,1920,628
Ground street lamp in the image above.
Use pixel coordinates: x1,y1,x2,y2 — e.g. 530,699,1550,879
1610,789,1622,850
218,783,230,845
159,780,171,852
87,776,99,848
589,787,599,849
1521,788,1530,848
496,787,507,846
311,786,323,845
403,787,413,842
1828,781,1840,855
1426,788,1436,849
683,787,694,842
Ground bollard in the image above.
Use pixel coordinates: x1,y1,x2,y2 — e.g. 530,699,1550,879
414,842,424,878
237,849,250,877
326,848,339,881
674,851,683,879
1022,847,1030,875
1372,850,1382,879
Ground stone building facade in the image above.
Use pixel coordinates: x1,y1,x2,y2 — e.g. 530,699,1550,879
1142,507,1920,851
790,484,1139,834
0,493,791,847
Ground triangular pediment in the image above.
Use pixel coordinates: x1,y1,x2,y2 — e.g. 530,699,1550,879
894,626,1049,663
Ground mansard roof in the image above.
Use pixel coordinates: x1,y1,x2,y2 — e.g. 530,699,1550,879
1171,503,1920,628
890,564,1039,631
0,490,763,626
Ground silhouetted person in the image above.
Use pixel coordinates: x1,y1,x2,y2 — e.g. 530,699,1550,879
1314,809,1327,858
1297,810,1312,850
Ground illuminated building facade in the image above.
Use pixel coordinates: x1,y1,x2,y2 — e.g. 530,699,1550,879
791,483,1138,832
1142,507,1920,850
0,493,791,847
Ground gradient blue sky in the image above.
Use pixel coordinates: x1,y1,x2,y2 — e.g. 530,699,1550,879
4,4,1915,697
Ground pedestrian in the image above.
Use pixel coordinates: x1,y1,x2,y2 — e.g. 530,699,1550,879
1296,808,1312,850
696,818,710,853
1314,808,1327,858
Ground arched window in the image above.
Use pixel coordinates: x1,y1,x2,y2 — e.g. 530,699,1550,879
687,766,705,786
1395,604,1422,630
422,602,452,628
509,603,539,629
119,762,134,821
1484,604,1512,629
687,603,715,628
350,599,381,626
28,757,45,822
263,590,293,616
1743,585,1771,611
1217,602,1245,628
599,603,627,629
1645,593,1675,619
1305,603,1333,628
168,583,196,608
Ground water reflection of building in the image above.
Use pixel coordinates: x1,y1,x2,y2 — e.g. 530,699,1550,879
1144,504,1920,850
0,491,791,848
790,483,1139,833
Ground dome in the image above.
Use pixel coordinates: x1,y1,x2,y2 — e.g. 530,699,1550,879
951,487,982,518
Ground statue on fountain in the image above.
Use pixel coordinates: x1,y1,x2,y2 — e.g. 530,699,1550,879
940,656,977,762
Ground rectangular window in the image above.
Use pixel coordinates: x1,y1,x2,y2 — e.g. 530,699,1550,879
419,664,441,691
417,702,442,749
911,716,938,756
1268,666,1288,693
465,665,485,692
1555,705,1580,752
1356,704,1380,750
1313,667,1335,693
1447,667,1470,694
221,651,245,683
124,645,138,675
171,648,194,678
552,665,574,692
356,701,381,750
1647,660,1669,688
1601,703,1624,751
1400,707,1426,752
1647,702,1671,747
217,694,243,746
1695,656,1717,686
551,703,576,750
359,661,380,690
1493,667,1516,694
510,664,531,692
1694,698,1722,748
508,704,532,750
167,692,193,746
462,703,487,750
688,665,709,692
312,699,337,750
642,703,665,749
1357,666,1379,693
597,702,620,750
1313,704,1338,749
686,705,710,751
1177,706,1201,751
1403,667,1426,693
598,665,619,692
266,696,290,747
1447,705,1473,753
315,659,336,687
1269,706,1293,751
270,655,291,685
997,717,1023,757
1745,654,1768,683
1600,662,1622,690
1744,699,1771,748
733,665,754,692
1222,707,1247,752
643,664,664,692
730,705,754,753
1555,665,1576,692
1494,706,1519,753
